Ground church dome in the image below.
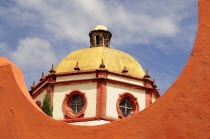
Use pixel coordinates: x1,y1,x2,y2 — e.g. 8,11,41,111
55,47,145,77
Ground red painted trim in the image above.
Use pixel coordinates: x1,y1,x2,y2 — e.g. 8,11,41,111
144,79,160,107
56,70,96,77
50,85,54,107
31,74,56,98
145,91,152,107
32,78,97,99
30,74,55,92
96,80,107,118
144,80,151,108
96,69,108,78
32,79,159,102
52,78,153,91
56,69,144,81
52,78,98,86
31,69,160,98
32,86,47,99
47,74,56,83
143,79,160,98
30,77,48,93
108,71,144,81
106,78,152,91
116,92,139,119
31,69,145,93
62,90,88,119
59,117,116,123
60,117,97,123
52,77,158,93
153,90,160,98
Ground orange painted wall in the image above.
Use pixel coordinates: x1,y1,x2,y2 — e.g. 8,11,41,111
0,0,210,138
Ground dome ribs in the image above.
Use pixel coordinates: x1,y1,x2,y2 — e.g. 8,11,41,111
74,62,80,71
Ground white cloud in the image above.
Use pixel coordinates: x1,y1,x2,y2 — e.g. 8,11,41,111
10,37,57,71
12,0,184,47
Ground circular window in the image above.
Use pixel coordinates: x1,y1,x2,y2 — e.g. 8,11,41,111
62,90,87,119
119,98,133,117
117,93,139,119
69,95,84,114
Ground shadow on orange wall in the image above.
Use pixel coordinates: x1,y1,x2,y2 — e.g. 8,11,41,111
0,0,210,138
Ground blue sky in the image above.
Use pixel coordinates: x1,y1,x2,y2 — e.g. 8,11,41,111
0,0,198,94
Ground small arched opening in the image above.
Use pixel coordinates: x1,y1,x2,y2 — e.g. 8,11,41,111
96,35,100,45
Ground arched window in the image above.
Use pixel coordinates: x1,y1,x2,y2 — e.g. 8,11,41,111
96,35,100,45
116,93,139,119
62,90,87,119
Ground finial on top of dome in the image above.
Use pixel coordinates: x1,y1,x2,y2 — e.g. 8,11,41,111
74,62,80,71
144,69,150,79
39,72,45,81
49,64,56,73
31,81,35,89
99,59,105,68
93,25,108,31
122,66,128,73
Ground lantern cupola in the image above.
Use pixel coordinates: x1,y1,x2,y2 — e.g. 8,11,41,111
89,25,112,48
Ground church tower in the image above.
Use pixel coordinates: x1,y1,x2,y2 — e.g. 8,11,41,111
30,25,160,126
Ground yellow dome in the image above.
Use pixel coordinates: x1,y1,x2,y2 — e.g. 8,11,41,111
94,25,108,31
55,47,145,77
